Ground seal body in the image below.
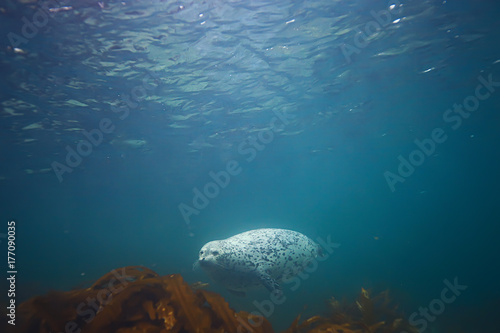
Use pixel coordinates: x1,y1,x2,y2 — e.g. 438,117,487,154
197,228,322,296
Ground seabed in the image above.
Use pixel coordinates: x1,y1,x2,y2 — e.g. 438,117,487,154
8,266,421,333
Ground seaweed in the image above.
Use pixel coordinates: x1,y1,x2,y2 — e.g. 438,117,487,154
285,288,419,333
16,267,416,333
16,266,273,333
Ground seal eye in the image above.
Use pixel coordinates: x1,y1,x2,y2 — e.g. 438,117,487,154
200,251,204,255
212,251,219,256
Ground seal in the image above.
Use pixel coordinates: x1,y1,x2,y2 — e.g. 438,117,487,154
196,228,322,296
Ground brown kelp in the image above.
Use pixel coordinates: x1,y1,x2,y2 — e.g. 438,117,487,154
16,266,272,333
284,288,418,333
16,267,416,333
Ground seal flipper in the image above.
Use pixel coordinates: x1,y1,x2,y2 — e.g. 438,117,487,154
256,268,283,297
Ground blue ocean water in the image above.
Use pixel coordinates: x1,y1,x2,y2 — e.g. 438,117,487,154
1,0,499,331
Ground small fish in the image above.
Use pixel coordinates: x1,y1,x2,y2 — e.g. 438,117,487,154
361,287,370,299
191,281,210,290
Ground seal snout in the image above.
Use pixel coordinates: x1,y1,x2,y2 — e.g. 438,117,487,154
194,256,212,271
199,256,213,263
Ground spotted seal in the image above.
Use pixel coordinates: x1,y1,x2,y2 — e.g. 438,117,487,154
196,228,322,296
